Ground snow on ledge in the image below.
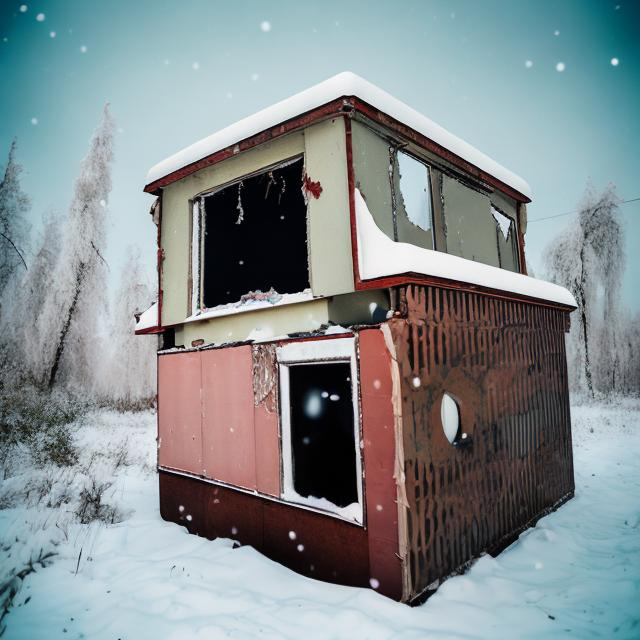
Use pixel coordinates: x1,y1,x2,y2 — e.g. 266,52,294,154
135,301,159,333
355,188,576,308
146,71,531,199
185,289,315,324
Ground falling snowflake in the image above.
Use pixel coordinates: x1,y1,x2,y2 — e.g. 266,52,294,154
329,394,340,402
288,531,297,540
611,57,619,66
296,544,304,552
36,12,45,22
260,21,271,32
554,30,560,36
192,61,199,70
525,60,533,69
80,45,87,53
30,117,38,125
251,72,259,81
412,376,421,388
19,5,27,12
555,62,565,72
226,91,233,99
49,31,56,38
369,578,380,589
231,526,238,535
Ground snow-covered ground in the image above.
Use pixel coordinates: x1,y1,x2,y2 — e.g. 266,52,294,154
1,400,639,639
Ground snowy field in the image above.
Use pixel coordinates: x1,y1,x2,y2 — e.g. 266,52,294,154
1,400,639,639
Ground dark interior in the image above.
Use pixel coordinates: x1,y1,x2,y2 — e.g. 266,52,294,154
288,362,358,508
202,157,309,308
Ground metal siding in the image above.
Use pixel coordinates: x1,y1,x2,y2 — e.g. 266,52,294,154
390,285,574,599
359,329,404,600
201,346,257,489
157,351,203,474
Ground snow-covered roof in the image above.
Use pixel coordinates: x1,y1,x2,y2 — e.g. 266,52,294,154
145,72,531,200
355,189,576,308
135,301,160,334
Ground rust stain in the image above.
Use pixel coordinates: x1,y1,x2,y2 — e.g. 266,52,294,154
303,173,323,199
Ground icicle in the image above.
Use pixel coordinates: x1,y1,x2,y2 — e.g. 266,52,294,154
235,181,244,224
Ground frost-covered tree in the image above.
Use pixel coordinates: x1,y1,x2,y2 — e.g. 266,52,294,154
0,140,30,303
97,247,157,409
3,212,63,384
544,183,624,396
39,105,115,392
617,313,640,394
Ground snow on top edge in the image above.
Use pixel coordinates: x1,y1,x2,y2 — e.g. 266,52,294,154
145,72,532,199
354,188,576,308
135,300,158,331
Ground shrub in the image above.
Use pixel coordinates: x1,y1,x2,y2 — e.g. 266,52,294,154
0,385,86,469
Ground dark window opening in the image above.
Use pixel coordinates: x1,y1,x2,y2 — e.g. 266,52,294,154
288,362,358,508
201,157,309,308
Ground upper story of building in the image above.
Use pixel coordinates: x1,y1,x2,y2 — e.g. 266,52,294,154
136,72,575,347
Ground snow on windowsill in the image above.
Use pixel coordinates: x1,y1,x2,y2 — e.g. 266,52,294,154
282,488,363,525
146,71,531,200
355,188,577,308
134,301,159,332
185,289,315,324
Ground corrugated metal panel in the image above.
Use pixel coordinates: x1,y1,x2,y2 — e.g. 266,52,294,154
390,285,574,599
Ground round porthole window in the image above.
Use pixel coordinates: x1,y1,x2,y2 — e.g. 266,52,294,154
440,392,461,444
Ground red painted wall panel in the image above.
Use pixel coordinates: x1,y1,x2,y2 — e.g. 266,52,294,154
201,346,257,490
157,351,203,475
254,404,280,497
358,328,403,600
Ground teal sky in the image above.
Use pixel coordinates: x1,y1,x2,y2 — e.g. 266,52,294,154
1,0,638,309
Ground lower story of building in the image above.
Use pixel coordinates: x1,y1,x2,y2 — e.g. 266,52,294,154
156,284,575,602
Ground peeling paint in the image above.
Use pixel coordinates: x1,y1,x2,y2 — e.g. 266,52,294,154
303,173,323,199
252,343,278,412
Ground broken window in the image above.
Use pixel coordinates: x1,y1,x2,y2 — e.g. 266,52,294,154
195,156,309,310
491,205,520,272
277,339,362,522
394,150,434,249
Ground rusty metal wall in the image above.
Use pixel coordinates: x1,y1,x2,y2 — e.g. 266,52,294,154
389,285,574,599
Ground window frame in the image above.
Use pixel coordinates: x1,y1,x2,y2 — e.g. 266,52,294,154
276,337,364,525
189,154,308,316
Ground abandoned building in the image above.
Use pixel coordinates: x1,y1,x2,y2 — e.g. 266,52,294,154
135,72,577,603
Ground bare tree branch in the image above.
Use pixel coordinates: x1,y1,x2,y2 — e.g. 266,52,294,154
0,231,27,271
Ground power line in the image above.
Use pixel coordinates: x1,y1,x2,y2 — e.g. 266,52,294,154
528,196,640,223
